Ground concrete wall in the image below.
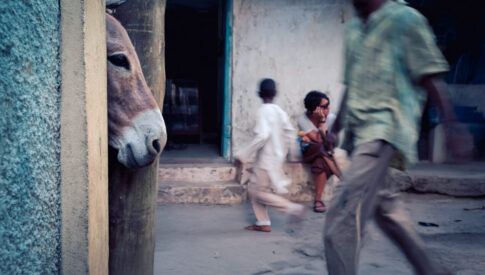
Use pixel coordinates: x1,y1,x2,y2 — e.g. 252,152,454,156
231,0,352,156
0,1,61,273
60,0,108,274
0,0,108,273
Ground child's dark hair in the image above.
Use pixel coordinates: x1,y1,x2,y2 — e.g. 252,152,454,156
258,78,277,98
304,90,329,112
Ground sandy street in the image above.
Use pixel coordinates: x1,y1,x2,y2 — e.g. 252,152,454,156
155,193,485,275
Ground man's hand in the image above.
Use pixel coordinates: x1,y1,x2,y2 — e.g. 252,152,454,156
318,120,327,133
444,122,474,162
313,107,326,120
420,76,456,124
420,76,473,162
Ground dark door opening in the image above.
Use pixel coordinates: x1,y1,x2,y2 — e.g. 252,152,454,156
408,0,485,161
163,0,225,157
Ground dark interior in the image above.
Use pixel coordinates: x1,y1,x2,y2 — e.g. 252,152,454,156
408,0,485,160
408,0,485,85
164,0,225,149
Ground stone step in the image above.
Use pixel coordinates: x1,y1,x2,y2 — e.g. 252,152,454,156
158,181,247,204
158,163,237,183
405,163,485,197
158,157,485,205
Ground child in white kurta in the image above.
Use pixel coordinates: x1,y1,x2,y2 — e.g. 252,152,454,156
234,79,305,232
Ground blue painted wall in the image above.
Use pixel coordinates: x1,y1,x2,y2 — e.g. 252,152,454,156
222,0,233,159
0,1,61,273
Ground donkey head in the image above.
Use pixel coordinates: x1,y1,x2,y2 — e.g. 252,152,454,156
106,14,166,168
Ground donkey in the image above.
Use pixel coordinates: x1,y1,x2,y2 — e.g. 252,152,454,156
106,13,166,168
106,13,165,274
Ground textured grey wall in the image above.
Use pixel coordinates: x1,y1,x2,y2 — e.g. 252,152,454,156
0,1,61,273
231,0,352,156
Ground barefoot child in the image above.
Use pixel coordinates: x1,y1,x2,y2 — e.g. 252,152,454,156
234,78,305,232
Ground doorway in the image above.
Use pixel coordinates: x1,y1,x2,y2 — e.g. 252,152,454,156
163,0,227,159
408,0,485,161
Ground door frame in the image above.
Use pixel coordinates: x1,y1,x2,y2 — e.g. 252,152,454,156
221,0,233,159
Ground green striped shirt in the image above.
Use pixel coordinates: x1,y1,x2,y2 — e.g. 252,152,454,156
341,0,449,167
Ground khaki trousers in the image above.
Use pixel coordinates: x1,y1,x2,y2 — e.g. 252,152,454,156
324,140,447,275
248,168,300,222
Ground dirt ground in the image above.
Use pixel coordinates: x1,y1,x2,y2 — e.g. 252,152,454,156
154,193,485,275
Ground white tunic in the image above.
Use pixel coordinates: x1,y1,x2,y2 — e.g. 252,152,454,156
234,103,296,193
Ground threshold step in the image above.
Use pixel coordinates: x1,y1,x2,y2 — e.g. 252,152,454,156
159,163,237,182
158,181,247,204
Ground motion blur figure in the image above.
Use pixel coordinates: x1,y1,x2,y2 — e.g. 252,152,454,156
323,0,462,274
234,79,305,233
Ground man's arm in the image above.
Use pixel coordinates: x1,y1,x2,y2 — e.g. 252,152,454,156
420,76,473,160
306,108,327,143
326,88,348,147
330,88,348,135
398,9,472,160
419,76,456,125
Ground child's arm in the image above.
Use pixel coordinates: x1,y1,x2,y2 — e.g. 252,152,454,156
234,108,270,163
303,125,326,143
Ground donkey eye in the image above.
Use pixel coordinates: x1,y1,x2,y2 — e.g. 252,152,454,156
108,54,130,70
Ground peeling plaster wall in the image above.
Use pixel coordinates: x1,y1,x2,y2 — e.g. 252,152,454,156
231,0,352,156
0,1,61,274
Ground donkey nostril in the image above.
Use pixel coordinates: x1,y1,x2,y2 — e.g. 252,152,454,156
152,139,161,154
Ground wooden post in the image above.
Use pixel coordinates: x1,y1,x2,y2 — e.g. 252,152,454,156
108,1,166,274
108,150,160,275
112,0,166,105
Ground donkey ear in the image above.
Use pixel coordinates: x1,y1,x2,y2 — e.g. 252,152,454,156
106,0,127,9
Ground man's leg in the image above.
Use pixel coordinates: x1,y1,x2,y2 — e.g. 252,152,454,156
313,169,327,202
305,144,333,212
313,170,328,212
375,191,449,275
324,140,395,275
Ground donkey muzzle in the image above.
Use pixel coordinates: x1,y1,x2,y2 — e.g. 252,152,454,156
115,109,166,169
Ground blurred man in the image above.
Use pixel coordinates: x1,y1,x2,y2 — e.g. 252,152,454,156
324,0,457,274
